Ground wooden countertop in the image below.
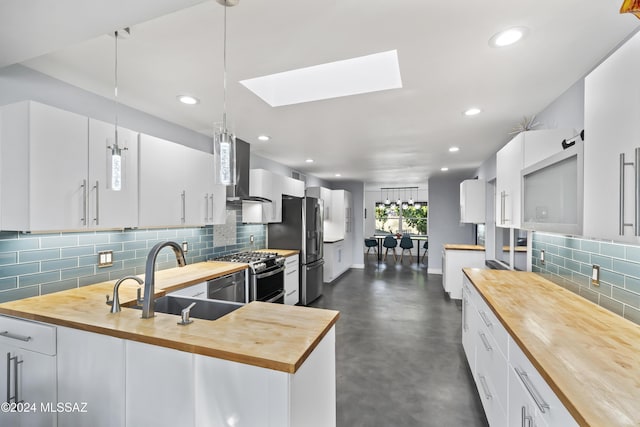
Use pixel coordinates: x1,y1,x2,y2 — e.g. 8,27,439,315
463,268,640,427
255,248,300,257
0,262,339,374
444,244,485,251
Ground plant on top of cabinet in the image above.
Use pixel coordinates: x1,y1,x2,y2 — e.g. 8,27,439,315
0,101,139,232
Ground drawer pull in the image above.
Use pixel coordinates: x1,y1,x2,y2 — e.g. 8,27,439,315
515,367,550,413
521,406,533,427
192,291,205,298
478,331,492,352
478,375,492,400
479,310,492,327
286,270,297,276
0,331,32,342
286,290,297,296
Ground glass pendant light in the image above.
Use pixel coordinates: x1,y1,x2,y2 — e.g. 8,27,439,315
408,188,414,206
377,188,385,209
385,189,390,205
214,0,238,186
107,29,129,191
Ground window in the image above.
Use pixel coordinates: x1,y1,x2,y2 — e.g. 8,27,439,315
375,203,428,235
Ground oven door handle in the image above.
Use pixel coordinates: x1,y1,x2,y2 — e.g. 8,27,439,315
264,291,285,303
254,266,285,280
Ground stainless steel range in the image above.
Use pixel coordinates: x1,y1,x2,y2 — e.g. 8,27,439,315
213,251,286,303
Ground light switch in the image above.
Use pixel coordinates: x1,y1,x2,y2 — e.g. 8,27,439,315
182,241,189,253
540,249,545,265
591,265,600,286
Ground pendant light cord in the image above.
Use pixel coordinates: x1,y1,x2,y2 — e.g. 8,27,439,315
222,3,228,130
114,30,119,146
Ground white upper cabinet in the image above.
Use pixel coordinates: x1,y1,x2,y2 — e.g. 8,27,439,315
249,168,283,223
139,134,221,227
460,179,486,224
584,31,640,243
496,129,575,229
282,175,305,197
1,101,140,232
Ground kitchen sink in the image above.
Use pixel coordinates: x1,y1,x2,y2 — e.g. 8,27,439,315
132,295,244,321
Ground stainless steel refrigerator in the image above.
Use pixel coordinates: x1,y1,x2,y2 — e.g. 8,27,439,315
268,196,324,305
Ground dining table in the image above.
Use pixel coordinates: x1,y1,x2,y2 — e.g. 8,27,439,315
373,234,428,264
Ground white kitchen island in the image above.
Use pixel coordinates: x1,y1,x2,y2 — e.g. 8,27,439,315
0,262,339,427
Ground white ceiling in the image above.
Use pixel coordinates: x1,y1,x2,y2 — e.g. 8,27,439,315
3,0,640,186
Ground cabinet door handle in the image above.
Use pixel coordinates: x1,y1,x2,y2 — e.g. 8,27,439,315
635,147,640,236
6,352,23,404
209,194,214,222
522,406,533,427
204,194,209,222
0,331,32,342
81,179,88,225
181,190,186,224
479,310,492,327
478,331,492,352
515,367,550,413
462,296,468,332
620,152,635,235
478,375,492,400
93,180,100,225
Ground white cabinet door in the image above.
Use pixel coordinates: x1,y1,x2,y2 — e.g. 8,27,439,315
284,254,300,305
496,133,523,228
138,134,191,227
88,119,138,229
126,341,194,427
584,31,640,243
1,101,88,232
282,176,305,197
57,326,125,427
460,179,486,224
185,148,214,225
461,284,476,371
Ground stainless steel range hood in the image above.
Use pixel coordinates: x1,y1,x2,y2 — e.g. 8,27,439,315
226,138,272,204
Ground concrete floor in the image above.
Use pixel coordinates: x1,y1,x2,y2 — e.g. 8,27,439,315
310,256,488,427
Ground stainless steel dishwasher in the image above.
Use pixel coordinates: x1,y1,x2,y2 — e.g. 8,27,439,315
168,270,247,303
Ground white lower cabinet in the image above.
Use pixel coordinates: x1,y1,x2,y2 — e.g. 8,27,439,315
0,316,57,427
57,326,125,427
442,248,485,299
284,254,300,305
462,277,577,427
126,340,194,427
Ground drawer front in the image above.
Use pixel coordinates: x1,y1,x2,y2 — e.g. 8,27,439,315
285,254,299,266
475,300,509,358
476,323,509,414
0,315,56,355
509,336,578,427
475,362,508,427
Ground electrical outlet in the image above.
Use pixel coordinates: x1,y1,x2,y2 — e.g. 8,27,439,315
540,249,545,265
98,250,113,268
250,234,254,243
591,265,600,286
182,241,189,253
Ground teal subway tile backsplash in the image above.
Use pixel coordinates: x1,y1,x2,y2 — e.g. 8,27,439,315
0,207,266,303
533,232,640,325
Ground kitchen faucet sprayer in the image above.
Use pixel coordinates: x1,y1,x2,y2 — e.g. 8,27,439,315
141,241,187,318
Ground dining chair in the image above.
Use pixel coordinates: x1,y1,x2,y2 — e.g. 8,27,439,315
421,241,429,263
383,235,398,262
399,236,414,263
364,238,378,258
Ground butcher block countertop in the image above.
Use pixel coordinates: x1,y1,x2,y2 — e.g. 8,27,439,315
0,261,339,374
463,268,640,427
443,244,485,251
256,248,300,257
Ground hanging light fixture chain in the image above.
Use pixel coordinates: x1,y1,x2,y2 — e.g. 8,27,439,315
114,30,119,147
222,3,228,129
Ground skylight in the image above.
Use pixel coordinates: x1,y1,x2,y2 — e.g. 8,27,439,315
240,50,403,107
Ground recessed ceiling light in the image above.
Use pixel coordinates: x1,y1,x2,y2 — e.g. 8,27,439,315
489,27,528,48
240,50,403,107
177,94,199,105
305,159,314,163
449,146,460,153
335,173,342,177
257,135,270,142
441,167,449,172
464,108,481,116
